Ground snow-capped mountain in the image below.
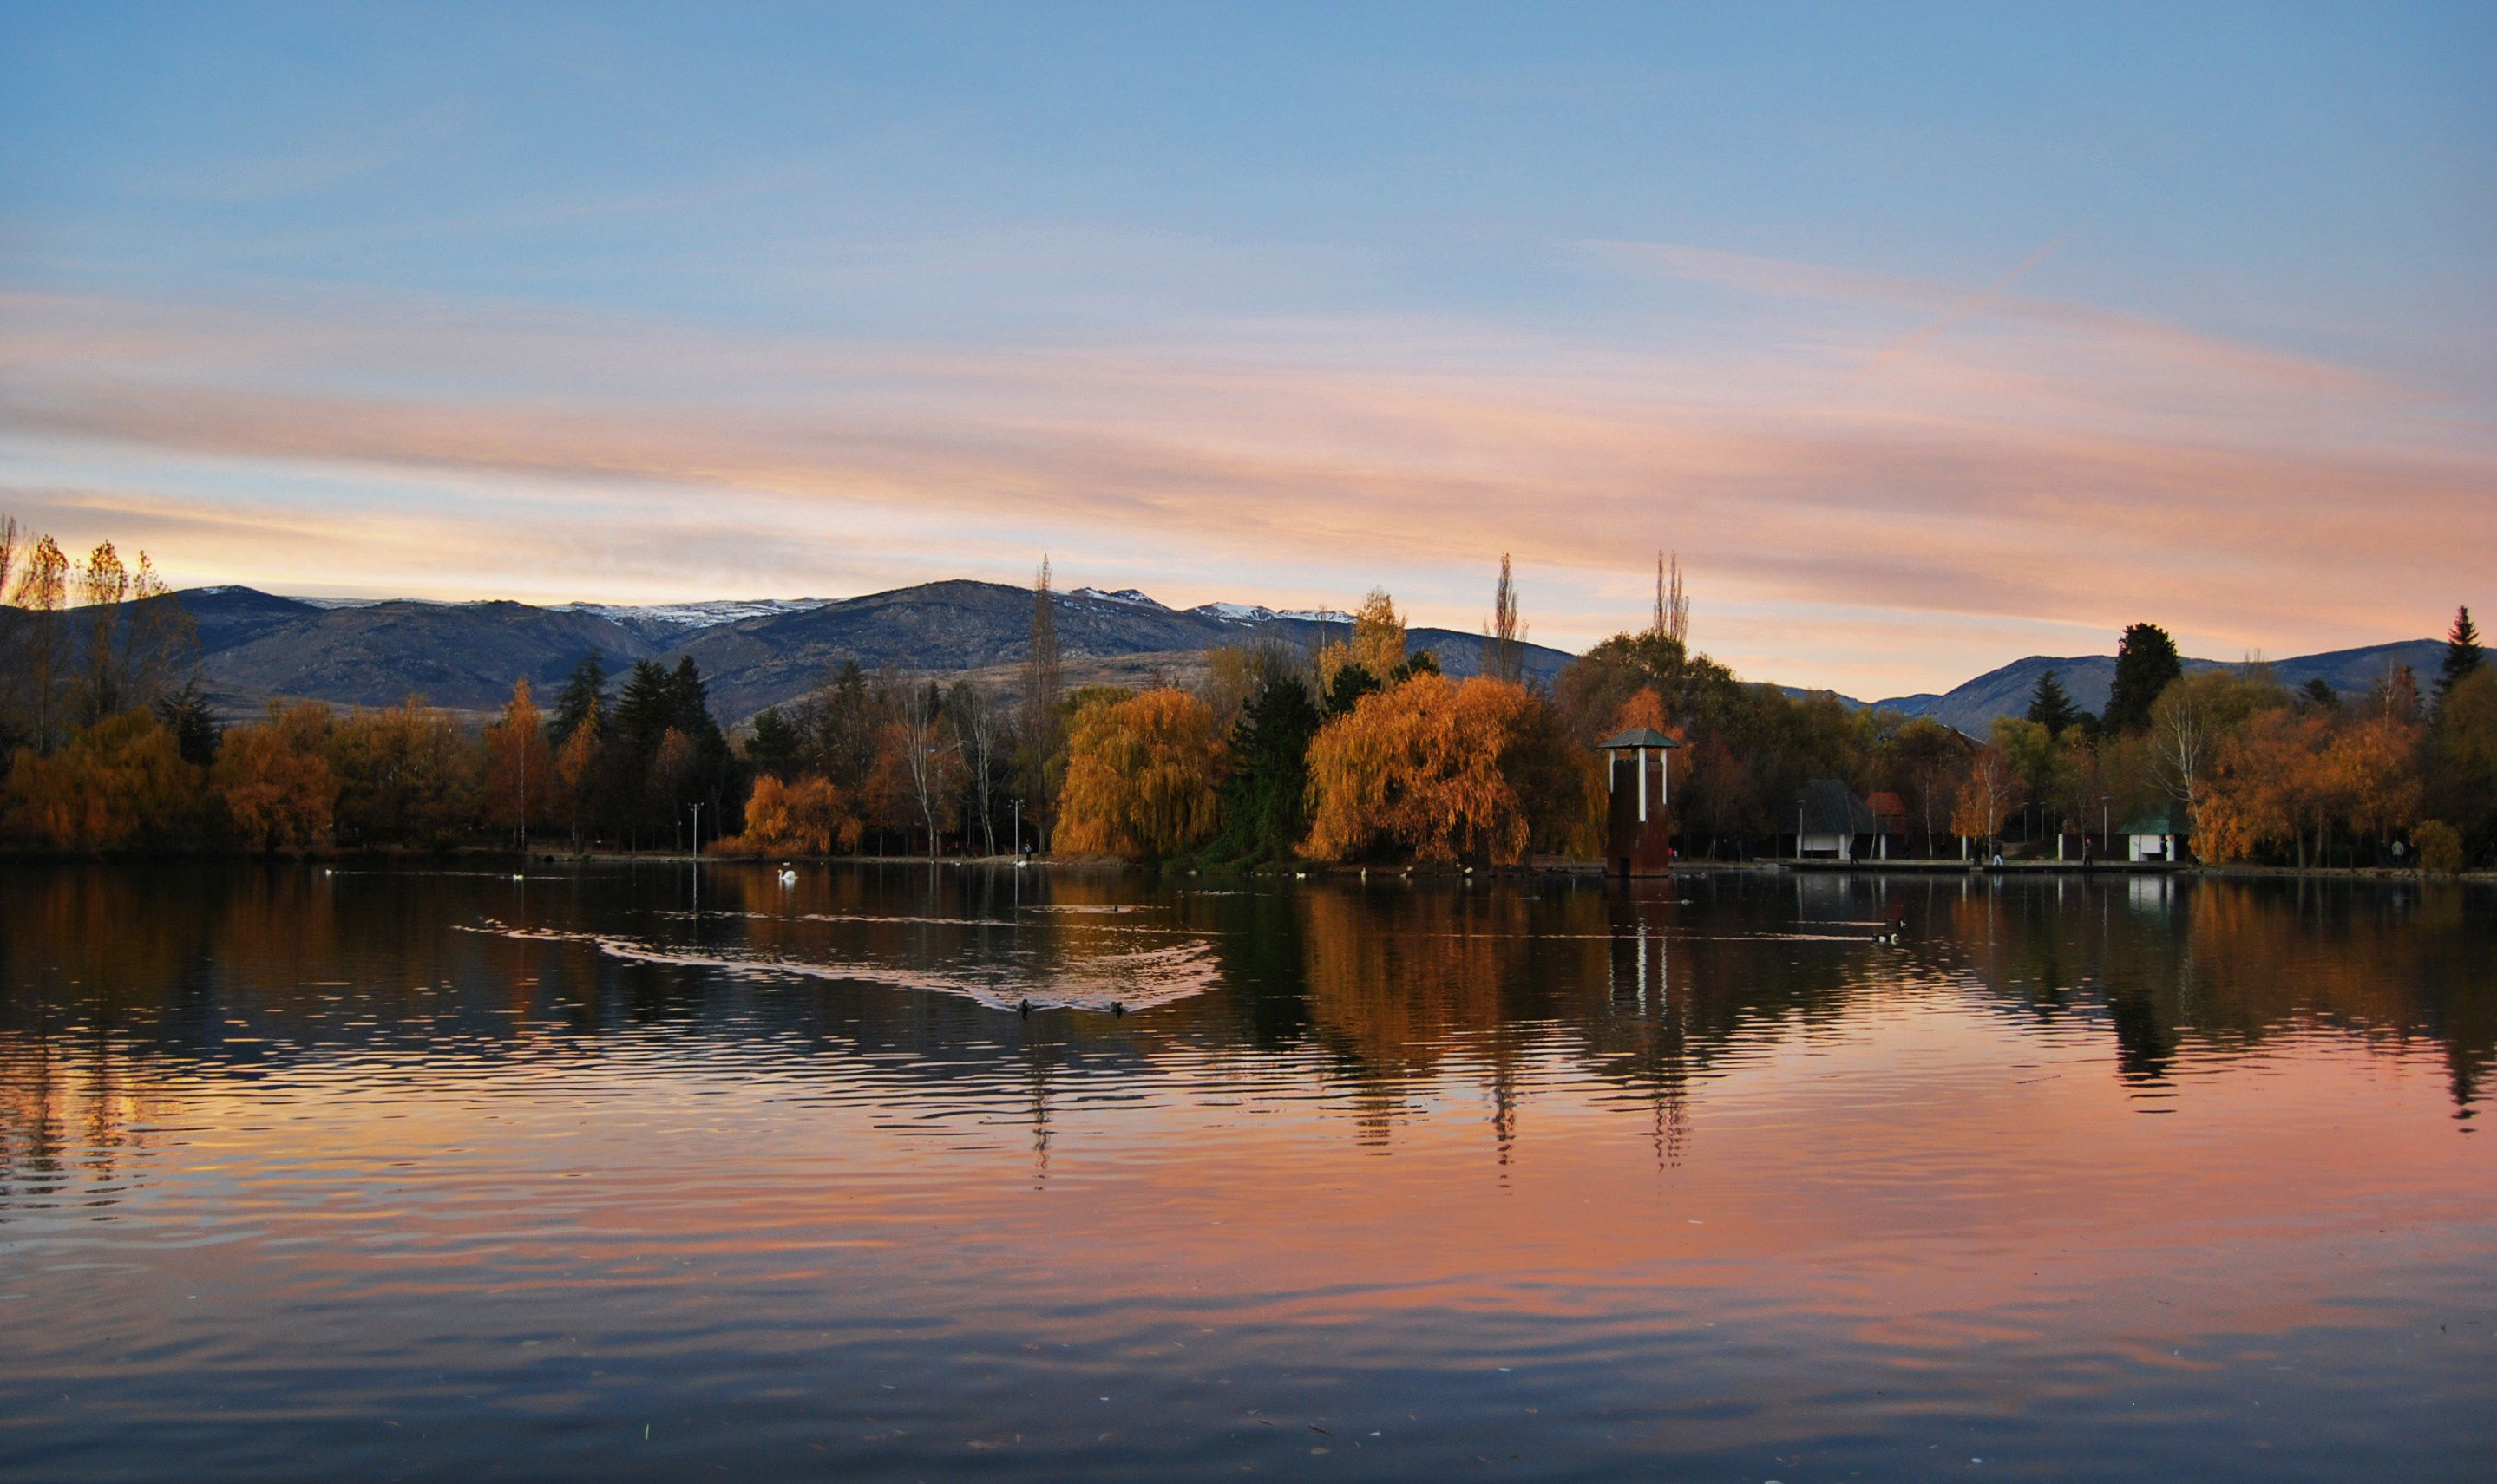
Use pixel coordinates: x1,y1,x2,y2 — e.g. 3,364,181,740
1190,601,1352,626
557,598,832,643
1066,587,1171,611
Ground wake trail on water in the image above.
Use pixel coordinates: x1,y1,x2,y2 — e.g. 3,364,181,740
455,921,1220,1013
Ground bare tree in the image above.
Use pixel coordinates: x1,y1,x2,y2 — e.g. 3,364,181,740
947,679,999,856
899,677,957,859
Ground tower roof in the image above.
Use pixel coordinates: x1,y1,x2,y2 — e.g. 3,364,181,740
1598,726,1679,750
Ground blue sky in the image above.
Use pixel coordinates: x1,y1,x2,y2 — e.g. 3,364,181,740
3,3,2491,693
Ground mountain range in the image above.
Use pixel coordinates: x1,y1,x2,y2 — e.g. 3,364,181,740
162,581,2440,736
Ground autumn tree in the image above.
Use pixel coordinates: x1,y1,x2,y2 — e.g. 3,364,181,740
483,677,554,849
2104,623,2184,735
1319,588,1406,696
9,533,69,753
548,650,607,750
554,707,604,848
723,774,861,855
1196,645,1268,735
1303,672,1547,866
1950,746,2025,856
331,702,478,850
1875,716,1970,854
1057,688,1226,860
215,703,338,853
3,711,206,852
2428,665,2497,852
2147,670,2280,819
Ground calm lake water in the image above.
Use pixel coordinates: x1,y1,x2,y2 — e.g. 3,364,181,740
2,862,2491,1482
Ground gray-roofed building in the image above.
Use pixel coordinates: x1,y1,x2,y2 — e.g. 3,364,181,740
1794,778,1884,861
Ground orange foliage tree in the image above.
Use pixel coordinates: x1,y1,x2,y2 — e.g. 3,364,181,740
1303,672,1553,865
3,711,205,851
1950,745,2026,853
215,703,338,853
1056,688,1226,859
721,774,862,855
330,702,479,850
482,678,554,847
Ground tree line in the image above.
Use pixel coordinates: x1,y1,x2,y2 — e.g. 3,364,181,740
3,513,2488,870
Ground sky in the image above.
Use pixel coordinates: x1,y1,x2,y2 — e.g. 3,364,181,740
3,3,2492,696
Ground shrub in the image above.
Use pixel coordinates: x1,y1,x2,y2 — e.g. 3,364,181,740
2414,820,2464,875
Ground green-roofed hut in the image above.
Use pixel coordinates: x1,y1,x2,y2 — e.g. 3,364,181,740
2120,802,2191,863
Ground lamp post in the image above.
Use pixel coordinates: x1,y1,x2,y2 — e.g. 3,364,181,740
690,802,701,859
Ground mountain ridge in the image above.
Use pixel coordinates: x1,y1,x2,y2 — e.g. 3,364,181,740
161,583,2441,735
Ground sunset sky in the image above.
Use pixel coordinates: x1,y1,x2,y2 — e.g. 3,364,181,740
3,3,2491,695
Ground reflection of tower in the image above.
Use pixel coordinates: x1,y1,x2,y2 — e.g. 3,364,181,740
1603,891,1690,1169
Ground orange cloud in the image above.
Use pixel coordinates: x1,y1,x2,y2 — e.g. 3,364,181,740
2,284,2485,690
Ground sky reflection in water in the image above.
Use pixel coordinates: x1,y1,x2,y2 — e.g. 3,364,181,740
2,863,2491,1481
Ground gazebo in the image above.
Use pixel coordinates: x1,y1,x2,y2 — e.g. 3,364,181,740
1599,726,1680,877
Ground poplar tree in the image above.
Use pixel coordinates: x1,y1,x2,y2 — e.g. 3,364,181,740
1019,558,1063,847
1487,554,1525,683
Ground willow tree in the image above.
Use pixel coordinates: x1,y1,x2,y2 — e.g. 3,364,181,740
1056,688,1225,860
1303,671,1539,866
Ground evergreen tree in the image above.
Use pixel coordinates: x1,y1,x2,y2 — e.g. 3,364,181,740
2104,623,2183,734
665,656,724,747
2024,669,2081,735
2436,605,2483,704
1208,674,1321,862
611,659,675,743
1390,650,1441,683
745,706,802,779
1325,661,1382,717
549,650,607,749
2300,676,2340,711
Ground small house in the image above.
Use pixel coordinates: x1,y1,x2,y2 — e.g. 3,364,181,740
2120,803,2190,863
1795,778,1882,861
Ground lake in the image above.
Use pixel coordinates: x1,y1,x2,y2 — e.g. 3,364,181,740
2,862,2490,1481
